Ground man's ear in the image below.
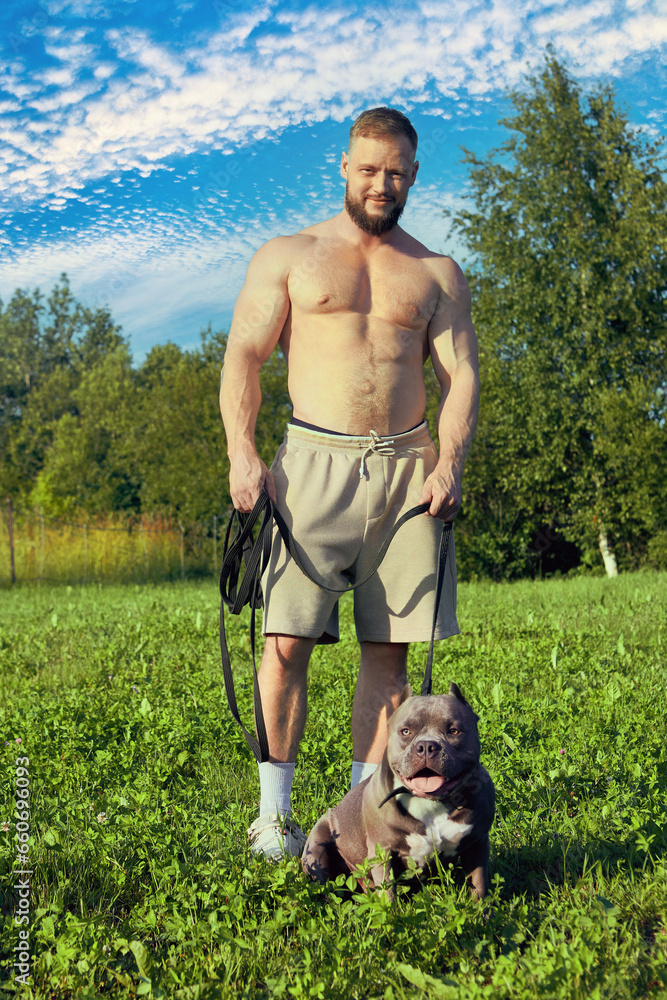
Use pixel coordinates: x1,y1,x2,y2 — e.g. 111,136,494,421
340,150,349,180
410,159,419,186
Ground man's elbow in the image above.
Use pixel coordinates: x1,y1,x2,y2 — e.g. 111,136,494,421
440,358,479,397
223,339,264,375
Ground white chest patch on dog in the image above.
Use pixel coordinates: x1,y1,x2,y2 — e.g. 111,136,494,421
396,792,473,866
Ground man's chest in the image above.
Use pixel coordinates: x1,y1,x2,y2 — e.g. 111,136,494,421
288,246,440,331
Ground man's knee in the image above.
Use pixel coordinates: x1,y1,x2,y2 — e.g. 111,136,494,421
360,640,409,676
263,634,316,672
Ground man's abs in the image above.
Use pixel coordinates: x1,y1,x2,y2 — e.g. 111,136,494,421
283,314,430,436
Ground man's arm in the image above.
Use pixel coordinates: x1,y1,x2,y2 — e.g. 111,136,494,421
220,238,292,512
420,261,479,521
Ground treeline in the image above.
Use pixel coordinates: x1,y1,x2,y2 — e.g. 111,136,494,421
0,276,290,529
2,54,666,580
452,54,667,579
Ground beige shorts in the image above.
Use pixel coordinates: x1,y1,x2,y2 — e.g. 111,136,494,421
261,421,458,644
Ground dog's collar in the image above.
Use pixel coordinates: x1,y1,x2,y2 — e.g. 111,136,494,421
378,784,410,808
378,763,479,809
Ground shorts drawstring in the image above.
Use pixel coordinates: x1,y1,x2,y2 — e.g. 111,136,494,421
359,430,396,478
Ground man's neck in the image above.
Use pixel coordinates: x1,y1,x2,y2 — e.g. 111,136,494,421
334,209,403,248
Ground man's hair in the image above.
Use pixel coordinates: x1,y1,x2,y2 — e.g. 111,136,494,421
349,107,418,153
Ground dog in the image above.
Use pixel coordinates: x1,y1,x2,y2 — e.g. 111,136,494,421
302,682,495,899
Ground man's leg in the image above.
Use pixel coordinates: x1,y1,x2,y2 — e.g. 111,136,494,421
350,641,409,785
258,634,316,762
248,634,316,860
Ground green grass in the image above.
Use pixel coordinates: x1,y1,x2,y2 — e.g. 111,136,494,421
1,572,666,998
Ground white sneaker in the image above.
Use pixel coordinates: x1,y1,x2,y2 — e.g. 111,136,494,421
247,813,307,861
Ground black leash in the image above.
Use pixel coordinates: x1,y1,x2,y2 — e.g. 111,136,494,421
219,489,452,762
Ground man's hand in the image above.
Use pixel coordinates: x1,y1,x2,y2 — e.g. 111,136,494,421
229,453,277,513
420,466,461,522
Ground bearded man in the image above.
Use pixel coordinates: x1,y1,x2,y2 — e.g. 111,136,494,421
219,107,479,859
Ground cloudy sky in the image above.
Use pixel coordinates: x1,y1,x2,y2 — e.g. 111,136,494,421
1,0,665,358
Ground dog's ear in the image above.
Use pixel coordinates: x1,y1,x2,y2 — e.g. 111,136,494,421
448,681,479,720
399,683,413,705
449,681,469,705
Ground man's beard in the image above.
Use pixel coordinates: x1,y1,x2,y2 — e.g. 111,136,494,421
344,186,405,236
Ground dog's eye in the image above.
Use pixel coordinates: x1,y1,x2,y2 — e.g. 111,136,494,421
401,728,410,736
448,727,460,735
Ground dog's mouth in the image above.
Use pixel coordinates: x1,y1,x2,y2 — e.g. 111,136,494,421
400,767,459,797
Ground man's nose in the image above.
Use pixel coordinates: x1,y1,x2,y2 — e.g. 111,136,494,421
370,171,392,195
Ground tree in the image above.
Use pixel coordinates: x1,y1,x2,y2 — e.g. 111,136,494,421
0,274,128,505
128,329,290,523
451,52,667,577
32,346,140,515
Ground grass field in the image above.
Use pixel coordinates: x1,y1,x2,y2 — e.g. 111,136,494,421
1,571,666,999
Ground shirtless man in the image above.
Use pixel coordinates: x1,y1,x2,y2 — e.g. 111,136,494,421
220,107,479,860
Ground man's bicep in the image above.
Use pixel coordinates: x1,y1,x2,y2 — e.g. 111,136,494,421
226,241,291,364
427,281,478,389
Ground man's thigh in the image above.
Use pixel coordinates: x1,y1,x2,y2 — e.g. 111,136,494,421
261,433,366,642
353,443,459,644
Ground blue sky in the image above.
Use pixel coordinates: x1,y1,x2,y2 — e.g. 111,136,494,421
1,0,665,359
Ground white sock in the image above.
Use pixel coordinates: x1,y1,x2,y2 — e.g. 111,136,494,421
258,761,295,819
351,760,378,788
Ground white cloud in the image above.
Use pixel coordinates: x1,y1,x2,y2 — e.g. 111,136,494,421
42,0,129,17
39,66,77,87
533,0,613,34
3,0,665,210
93,62,117,79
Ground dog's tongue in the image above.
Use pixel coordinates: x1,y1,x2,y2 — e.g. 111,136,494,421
407,773,446,794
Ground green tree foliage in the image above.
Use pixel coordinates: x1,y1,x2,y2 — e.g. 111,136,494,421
0,275,292,523
130,333,229,523
0,275,127,503
31,347,139,515
451,52,667,578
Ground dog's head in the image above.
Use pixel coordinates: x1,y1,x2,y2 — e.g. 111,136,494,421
386,682,481,799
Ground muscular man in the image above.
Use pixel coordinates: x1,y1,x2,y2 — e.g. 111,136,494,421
220,107,479,860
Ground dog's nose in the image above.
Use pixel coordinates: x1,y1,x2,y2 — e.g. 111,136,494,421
415,740,441,760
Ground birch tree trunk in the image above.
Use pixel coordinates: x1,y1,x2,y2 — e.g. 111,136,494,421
599,529,619,577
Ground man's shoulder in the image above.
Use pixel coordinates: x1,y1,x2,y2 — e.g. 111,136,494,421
248,232,317,276
261,216,337,248
423,250,470,307
396,239,471,323
397,229,460,269
255,231,317,257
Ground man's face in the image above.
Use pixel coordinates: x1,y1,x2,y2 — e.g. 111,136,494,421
341,134,419,237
